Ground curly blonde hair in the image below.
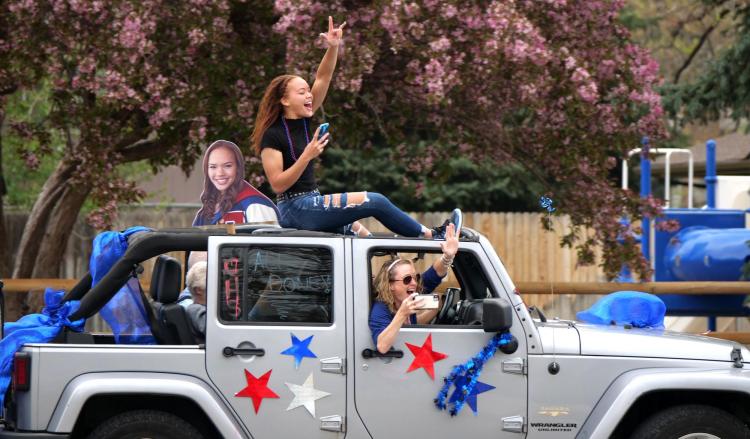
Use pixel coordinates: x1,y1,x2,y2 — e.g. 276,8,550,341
373,258,421,314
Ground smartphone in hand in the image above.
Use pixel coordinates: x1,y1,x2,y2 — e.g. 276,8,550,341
415,294,440,310
318,123,330,139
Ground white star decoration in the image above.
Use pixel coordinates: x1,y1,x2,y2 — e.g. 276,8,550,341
285,373,331,417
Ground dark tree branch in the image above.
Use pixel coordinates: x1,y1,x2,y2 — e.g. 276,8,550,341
672,3,733,84
0,85,17,96
117,137,162,162
673,24,717,84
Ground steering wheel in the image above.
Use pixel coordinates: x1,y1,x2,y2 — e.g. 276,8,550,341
436,287,460,324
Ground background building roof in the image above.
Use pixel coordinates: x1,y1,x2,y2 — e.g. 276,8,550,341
650,131,750,176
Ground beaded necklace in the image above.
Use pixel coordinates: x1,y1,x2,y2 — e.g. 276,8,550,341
281,116,309,162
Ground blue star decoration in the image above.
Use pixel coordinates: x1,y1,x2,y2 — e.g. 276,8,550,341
539,196,556,213
448,375,495,415
281,333,317,370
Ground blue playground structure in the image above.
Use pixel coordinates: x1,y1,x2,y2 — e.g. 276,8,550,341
622,138,750,330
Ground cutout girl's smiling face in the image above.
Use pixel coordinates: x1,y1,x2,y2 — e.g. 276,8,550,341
207,147,237,193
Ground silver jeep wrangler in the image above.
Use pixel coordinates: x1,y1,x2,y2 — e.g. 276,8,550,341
0,226,748,439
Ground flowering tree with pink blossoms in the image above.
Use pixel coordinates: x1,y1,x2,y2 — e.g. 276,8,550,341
275,0,667,279
1,0,666,318
0,0,283,317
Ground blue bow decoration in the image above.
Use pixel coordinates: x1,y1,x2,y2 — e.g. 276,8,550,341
434,332,513,416
539,196,556,213
0,289,85,407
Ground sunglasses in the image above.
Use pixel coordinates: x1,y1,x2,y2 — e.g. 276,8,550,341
389,273,421,285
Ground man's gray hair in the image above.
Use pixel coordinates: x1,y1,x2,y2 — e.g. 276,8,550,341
186,261,207,293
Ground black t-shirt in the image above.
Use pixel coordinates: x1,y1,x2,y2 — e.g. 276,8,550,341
260,117,317,195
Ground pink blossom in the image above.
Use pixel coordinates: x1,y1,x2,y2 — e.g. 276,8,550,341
188,29,206,46
577,83,599,103
571,67,591,83
564,56,576,70
442,4,458,19
429,37,450,52
599,59,616,79
149,103,173,128
403,2,420,17
118,15,146,49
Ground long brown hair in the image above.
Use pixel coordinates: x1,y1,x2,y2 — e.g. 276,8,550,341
251,74,298,155
196,140,246,224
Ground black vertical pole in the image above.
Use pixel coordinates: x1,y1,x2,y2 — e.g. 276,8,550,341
0,279,5,339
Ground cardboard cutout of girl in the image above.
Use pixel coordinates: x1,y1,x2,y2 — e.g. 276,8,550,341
193,140,279,226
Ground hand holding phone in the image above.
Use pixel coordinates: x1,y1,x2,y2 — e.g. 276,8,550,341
318,123,330,139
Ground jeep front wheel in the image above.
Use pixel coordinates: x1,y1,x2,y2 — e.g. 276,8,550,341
87,409,204,439
630,404,749,439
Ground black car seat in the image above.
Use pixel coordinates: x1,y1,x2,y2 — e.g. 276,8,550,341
150,255,198,345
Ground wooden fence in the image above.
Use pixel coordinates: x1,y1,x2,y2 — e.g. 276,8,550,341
3,207,749,341
361,212,606,282
4,208,607,284
3,208,607,313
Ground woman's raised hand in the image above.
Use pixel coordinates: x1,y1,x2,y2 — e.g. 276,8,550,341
320,16,346,48
440,223,459,259
301,126,329,161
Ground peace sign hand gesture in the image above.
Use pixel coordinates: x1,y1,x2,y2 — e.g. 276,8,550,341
320,16,346,48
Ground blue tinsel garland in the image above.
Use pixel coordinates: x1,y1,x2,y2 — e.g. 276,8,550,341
539,196,556,213
434,332,514,416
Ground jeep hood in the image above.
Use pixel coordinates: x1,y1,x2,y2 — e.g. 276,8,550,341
575,322,749,363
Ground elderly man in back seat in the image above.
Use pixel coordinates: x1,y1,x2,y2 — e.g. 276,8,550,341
178,254,208,340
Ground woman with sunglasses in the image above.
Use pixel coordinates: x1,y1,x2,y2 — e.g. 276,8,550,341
369,224,459,354
251,16,461,238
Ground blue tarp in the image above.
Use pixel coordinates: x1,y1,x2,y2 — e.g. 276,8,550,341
0,289,85,406
0,226,156,406
576,291,666,329
91,226,155,344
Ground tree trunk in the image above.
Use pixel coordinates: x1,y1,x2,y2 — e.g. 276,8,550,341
11,160,76,278
0,98,10,278
6,160,79,320
24,183,90,313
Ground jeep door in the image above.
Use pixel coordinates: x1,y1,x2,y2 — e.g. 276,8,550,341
352,239,528,438
206,236,346,438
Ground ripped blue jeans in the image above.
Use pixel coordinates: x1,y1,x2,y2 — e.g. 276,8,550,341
277,191,424,237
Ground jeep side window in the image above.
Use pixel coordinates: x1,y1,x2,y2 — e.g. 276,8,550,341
218,246,333,324
369,248,496,327
452,251,495,300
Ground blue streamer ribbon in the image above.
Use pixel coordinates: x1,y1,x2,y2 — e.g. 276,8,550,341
0,289,85,406
539,196,556,213
434,332,514,416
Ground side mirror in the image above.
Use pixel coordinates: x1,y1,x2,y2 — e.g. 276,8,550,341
482,298,513,333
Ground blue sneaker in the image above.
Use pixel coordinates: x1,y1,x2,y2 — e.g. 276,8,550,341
431,208,463,239
450,208,463,238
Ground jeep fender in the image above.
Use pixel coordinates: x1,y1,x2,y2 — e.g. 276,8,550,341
46,372,247,438
576,367,750,439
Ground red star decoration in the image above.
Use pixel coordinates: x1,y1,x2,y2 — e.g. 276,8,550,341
235,369,279,413
405,334,448,380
